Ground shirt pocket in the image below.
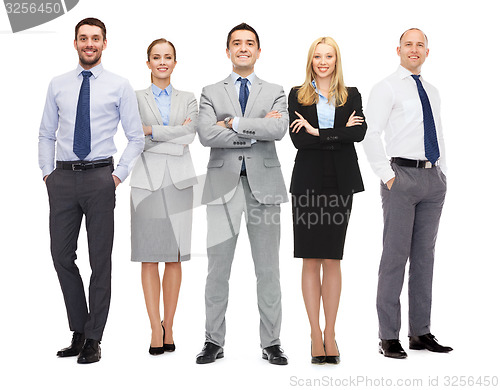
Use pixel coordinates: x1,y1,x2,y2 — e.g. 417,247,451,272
402,98,422,124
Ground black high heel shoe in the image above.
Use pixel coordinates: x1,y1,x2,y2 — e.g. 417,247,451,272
162,322,176,352
311,342,326,365
325,340,340,364
149,324,165,355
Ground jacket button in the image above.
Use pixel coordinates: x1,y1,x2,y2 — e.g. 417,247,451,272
238,156,243,160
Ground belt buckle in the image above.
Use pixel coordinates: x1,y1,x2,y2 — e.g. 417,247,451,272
72,163,85,171
424,161,432,169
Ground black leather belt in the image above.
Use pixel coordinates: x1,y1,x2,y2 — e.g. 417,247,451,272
56,157,114,171
391,157,438,169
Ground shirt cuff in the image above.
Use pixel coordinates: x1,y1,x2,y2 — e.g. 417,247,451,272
232,117,240,131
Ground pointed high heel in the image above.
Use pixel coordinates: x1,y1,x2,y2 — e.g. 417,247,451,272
325,340,340,364
162,321,176,352
149,323,165,355
311,342,326,365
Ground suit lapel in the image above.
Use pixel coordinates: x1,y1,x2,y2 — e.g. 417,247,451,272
144,86,163,125
170,87,180,125
333,101,347,128
223,76,242,117
244,77,262,117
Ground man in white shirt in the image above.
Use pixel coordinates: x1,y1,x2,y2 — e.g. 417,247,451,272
363,28,452,359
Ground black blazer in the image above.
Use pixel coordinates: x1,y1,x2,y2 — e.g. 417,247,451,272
288,86,366,195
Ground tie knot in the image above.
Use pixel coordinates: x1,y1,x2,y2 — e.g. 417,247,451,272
238,77,248,86
411,74,420,82
82,70,92,79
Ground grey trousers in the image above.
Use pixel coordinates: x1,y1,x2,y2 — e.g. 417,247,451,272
377,163,446,340
205,176,282,348
46,165,115,341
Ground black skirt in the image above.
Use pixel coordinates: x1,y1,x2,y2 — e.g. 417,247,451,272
291,191,353,260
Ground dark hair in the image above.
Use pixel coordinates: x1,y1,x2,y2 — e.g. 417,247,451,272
399,28,428,45
147,38,176,61
226,23,260,49
75,17,106,41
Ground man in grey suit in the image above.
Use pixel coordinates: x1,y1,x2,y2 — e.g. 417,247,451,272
195,23,289,365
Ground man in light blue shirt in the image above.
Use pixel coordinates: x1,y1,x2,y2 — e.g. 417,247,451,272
38,17,144,364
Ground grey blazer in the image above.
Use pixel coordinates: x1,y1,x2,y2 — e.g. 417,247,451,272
197,75,289,205
130,85,198,191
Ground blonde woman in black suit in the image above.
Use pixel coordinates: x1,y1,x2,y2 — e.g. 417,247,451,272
288,37,366,364
129,39,197,355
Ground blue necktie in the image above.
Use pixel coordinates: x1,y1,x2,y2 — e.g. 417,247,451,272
238,77,249,115
237,77,250,172
73,70,92,160
411,75,440,164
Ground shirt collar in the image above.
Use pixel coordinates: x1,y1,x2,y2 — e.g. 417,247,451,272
311,79,330,101
231,71,256,86
151,83,173,97
76,63,104,78
398,65,422,80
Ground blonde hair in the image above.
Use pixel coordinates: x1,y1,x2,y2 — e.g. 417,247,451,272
297,37,348,107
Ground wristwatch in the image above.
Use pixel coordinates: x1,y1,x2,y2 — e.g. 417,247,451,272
224,116,233,129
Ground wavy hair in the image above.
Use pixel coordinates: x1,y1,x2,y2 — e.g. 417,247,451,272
297,37,348,107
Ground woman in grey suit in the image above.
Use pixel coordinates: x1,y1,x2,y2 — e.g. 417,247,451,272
129,38,198,355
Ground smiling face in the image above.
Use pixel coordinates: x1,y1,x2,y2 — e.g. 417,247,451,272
226,29,261,77
147,42,177,84
74,24,107,69
397,29,429,74
312,43,337,82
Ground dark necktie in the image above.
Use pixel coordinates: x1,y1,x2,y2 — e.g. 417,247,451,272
238,77,249,115
73,70,92,160
411,74,440,164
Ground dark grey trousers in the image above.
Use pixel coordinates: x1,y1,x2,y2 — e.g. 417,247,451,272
377,163,447,340
46,165,115,341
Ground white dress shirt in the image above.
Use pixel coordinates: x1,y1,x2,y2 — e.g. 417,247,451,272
363,66,446,183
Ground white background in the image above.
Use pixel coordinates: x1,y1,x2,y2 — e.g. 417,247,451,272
1,0,499,389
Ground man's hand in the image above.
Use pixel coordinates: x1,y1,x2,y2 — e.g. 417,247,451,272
44,175,48,183
386,177,395,190
113,175,121,188
265,110,282,119
143,125,152,136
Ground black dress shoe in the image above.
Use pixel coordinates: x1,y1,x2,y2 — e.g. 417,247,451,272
56,332,85,357
77,339,101,364
379,339,407,359
325,341,340,364
262,345,288,365
196,342,224,364
409,333,453,353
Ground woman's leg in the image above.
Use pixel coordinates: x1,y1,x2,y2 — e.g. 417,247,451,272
322,259,341,356
162,261,182,345
141,262,163,348
302,258,325,357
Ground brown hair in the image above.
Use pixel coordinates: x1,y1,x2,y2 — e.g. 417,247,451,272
75,17,106,41
146,38,177,83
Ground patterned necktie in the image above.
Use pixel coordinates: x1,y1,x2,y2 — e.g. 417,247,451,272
411,74,440,164
238,77,249,115
73,70,92,160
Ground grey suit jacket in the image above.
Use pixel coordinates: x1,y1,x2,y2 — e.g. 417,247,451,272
197,75,289,205
130,85,198,191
